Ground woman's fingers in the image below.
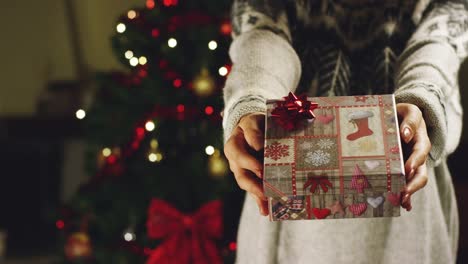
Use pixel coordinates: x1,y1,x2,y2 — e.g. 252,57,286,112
224,126,263,177
401,163,428,211
224,114,268,216
405,162,428,196
230,163,268,215
397,103,422,144
231,163,266,201
396,103,431,211
401,194,412,211
239,113,266,152
404,121,431,180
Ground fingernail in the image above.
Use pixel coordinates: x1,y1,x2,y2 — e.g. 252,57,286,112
403,127,411,142
406,204,412,212
255,168,263,177
408,169,415,179
402,193,410,204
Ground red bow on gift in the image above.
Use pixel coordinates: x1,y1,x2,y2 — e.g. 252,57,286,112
146,199,223,264
303,175,333,193
271,92,318,131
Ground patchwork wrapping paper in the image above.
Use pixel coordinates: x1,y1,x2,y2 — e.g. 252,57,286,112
263,95,405,221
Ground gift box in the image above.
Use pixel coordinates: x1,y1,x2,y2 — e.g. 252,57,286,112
263,94,405,221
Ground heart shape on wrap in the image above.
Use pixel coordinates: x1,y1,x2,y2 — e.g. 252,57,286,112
367,196,384,208
311,208,331,219
349,203,367,216
315,114,335,124
387,192,400,207
364,160,380,170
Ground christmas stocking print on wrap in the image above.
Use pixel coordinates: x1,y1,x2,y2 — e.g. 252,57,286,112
346,110,374,141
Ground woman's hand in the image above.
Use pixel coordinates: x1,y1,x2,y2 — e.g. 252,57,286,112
224,113,268,216
397,103,431,211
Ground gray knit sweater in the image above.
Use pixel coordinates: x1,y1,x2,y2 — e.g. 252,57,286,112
223,1,465,263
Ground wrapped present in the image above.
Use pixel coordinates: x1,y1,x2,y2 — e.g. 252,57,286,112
263,93,405,221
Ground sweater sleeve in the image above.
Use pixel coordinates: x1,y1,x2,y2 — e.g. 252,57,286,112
394,0,466,166
222,0,301,142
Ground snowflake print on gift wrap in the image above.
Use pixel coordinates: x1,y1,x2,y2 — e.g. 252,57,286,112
265,141,289,161
305,150,331,167
300,141,314,150
316,139,334,150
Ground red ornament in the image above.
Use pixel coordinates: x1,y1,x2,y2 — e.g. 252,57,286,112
173,79,182,88
107,155,117,164
64,232,92,260
228,242,237,251
176,104,185,113
146,0,155,9
271,92,318,131
146,199,223,264
205,106,214,115
220,21,232,36
56,219,65,229
163,0,178,7
151,28,160,38
136,127,145,139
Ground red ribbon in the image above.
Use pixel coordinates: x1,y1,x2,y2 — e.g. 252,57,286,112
146,199,223,264
303,175,333,193
271,92,318,131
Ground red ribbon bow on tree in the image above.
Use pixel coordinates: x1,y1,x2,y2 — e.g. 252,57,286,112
303,175,333,193
146,199,223,264
271,92,318,131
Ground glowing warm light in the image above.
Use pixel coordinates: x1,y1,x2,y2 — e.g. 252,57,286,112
139,56,148,65
102,148,112,157
125,50,134,59
145,121,155,131
208,40,218,50
156,153,163,161
129,57,139,66
76,109,86,119
218,66,228,76
123,232,136,241
116,23,126,33
150,139,159,149
168,38,177,48
205,146,215,155
148,153,157,162
127,10,137,19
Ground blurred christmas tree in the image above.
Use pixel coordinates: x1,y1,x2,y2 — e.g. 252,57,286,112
56,0,241,263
